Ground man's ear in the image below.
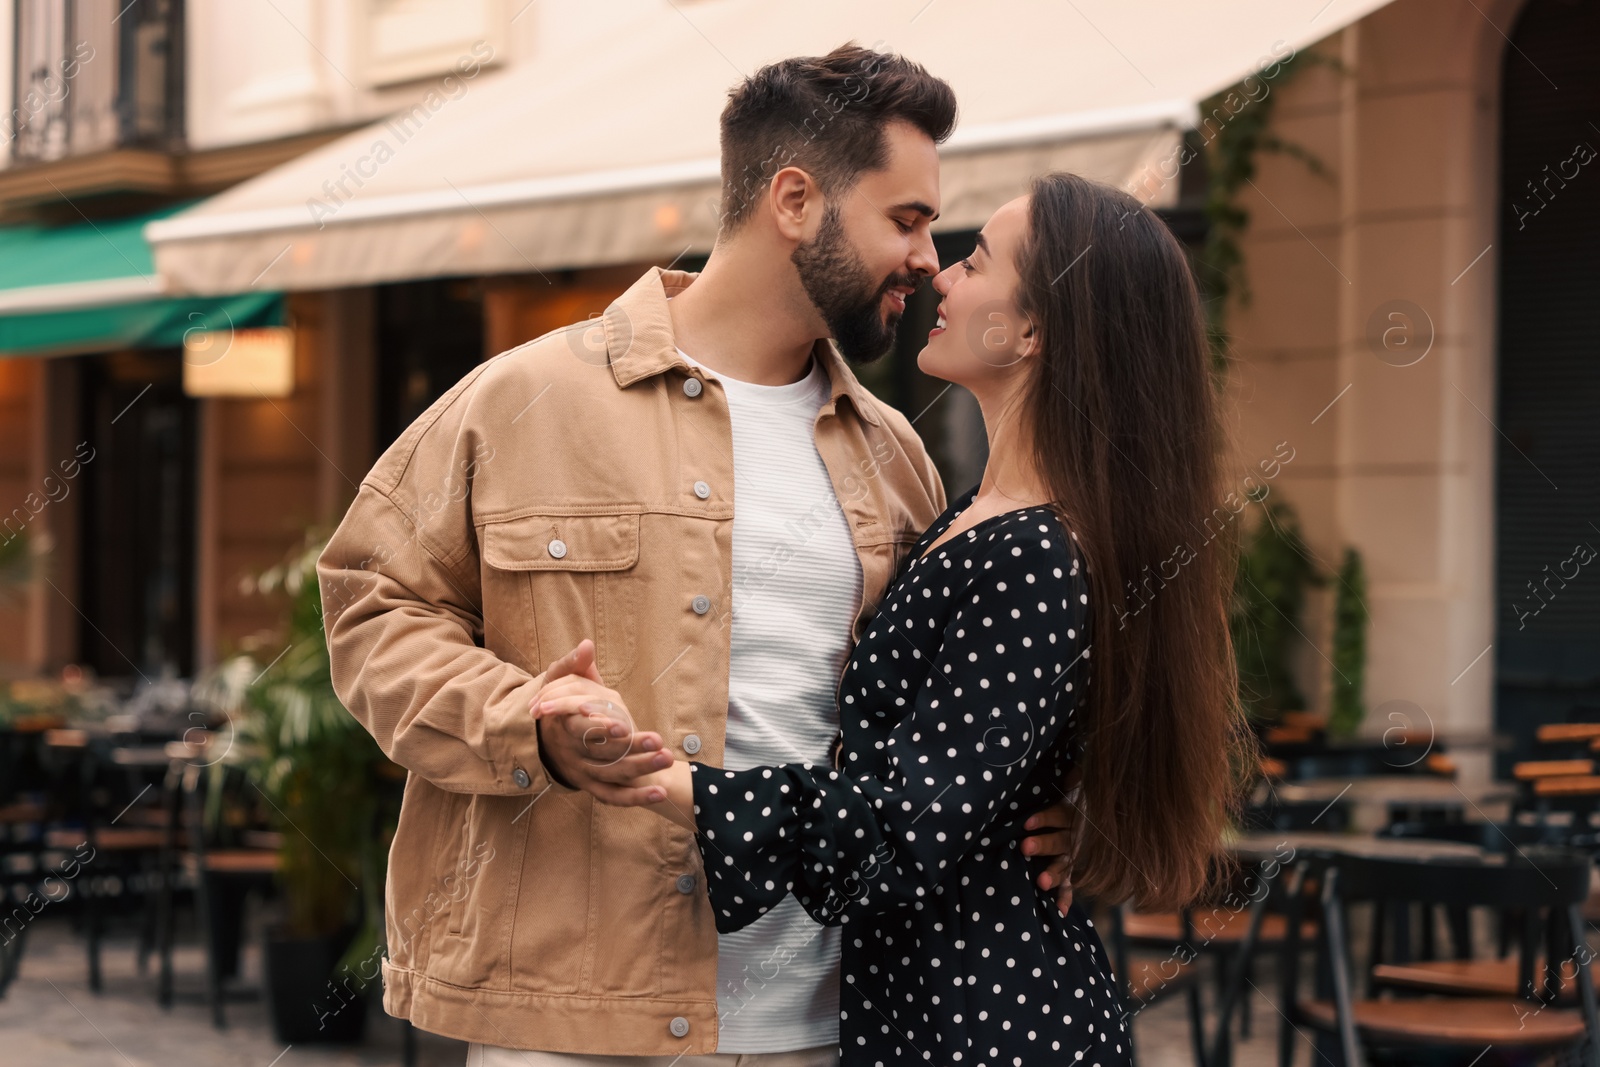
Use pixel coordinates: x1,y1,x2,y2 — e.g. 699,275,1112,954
768,165,819,243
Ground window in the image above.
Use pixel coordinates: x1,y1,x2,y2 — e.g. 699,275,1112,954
358,0,505,88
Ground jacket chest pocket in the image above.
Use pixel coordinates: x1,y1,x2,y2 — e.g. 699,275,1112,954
850,523,926,641
480,513,642,684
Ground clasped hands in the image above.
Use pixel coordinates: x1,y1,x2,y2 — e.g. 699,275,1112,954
529,638,1082,913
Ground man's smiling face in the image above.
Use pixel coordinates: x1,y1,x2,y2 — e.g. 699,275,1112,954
791,119,942,364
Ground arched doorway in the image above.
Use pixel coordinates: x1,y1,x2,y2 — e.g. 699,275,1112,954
1495,0,1600,760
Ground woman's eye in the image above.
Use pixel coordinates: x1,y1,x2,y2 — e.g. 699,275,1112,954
960,258,975,273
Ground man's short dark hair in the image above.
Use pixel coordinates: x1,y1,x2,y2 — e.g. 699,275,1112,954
717,43,957,231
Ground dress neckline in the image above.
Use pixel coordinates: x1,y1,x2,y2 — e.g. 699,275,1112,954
914,486,1056,563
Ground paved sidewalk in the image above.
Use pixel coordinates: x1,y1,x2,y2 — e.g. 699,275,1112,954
2,917,1297,1066
0,918,465,1066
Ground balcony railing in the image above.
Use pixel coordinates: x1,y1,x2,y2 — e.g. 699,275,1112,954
8,0,184,164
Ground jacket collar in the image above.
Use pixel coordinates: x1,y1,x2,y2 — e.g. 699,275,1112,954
604,266,883,428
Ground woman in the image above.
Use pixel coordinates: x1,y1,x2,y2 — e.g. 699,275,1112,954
534,173,1247,1066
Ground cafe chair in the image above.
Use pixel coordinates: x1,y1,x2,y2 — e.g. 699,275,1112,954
1370,829,1596,1006
1122,862,1321,1063
1535,721,1600,755
0,781,51,996
40,739,180,992
154,755,280,1028
1277,850,1600,1067
1199,855,1323,1067
1382,819,1593,966
1102,901,1208,1066
1531,775,1600,825
1377,818,1576,974
1515,759,1595,781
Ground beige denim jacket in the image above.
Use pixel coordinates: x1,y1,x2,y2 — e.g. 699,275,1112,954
318,266,946,1054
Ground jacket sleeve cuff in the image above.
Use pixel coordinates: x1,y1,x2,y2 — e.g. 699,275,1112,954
491,675,565,796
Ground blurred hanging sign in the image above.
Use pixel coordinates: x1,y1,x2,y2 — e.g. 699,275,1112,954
183,324,295,397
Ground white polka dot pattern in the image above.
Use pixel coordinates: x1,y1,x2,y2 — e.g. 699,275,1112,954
689,485,1129,1065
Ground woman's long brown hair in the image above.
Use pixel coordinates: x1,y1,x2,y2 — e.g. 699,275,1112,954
1012,172,1253,910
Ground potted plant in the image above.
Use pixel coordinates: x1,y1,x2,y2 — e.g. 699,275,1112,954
1229,498,1374,738
1326,548,1369,740
203,536,400,1043
1230,495,1319,728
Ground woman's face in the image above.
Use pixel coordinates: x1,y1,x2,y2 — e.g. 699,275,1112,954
917,194,1036,388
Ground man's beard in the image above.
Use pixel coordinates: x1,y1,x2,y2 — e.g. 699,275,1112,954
791,203,919,365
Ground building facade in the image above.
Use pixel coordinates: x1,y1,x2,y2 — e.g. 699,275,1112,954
1225,0,1596,774
1,0,1594,777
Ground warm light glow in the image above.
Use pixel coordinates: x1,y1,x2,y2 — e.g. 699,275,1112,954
653,202,682,234
183,326,295,397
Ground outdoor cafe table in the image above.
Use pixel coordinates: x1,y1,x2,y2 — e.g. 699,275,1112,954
1256,777,1517,807
1252,776,1518,830
1227,829,1489,863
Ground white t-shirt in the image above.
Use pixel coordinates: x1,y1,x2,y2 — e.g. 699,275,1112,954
678,345,862,1053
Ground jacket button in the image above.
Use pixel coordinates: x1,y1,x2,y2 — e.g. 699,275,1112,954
547,539,568,559
669,1016,690,1037
682,734,702,755
693,480,710,499
675,873,696,894
682,378,703,398
512,767,531,789
691,595,710,615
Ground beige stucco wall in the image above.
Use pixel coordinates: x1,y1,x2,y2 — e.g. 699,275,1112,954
181,0,662,152
1227,0,1526,777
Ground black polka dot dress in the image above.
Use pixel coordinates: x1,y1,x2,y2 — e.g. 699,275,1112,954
690,485,1131,1067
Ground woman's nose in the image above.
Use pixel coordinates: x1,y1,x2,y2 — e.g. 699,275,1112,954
931,265,954,296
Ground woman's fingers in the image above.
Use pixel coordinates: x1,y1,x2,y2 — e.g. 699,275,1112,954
1020,828,1073,858
533,677,619,707
1039,855,1075,915
585,747,675,782
535,695,637,727
1023,798,1075,831
536,701,663,769
533,692,627,727
587,780,670,807
533,685,626,732
536,706,634,763
535,675,605,698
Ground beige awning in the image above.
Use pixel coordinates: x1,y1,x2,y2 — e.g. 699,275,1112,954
148,0,1394,295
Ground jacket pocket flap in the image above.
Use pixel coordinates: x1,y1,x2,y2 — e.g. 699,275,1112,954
481,513,640,571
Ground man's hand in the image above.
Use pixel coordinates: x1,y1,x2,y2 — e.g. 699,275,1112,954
542,638,605,686
531,640,673,802
1022,771,1083,915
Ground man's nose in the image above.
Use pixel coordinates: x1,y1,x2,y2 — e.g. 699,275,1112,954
907,227,939,278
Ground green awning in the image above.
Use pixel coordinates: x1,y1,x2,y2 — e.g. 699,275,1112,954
0,202,283,358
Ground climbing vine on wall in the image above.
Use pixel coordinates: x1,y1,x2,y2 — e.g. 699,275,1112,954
1194,50,1336,369
1196,49,1375,734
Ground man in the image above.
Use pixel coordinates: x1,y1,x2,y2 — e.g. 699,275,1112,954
319,43,1076,1066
